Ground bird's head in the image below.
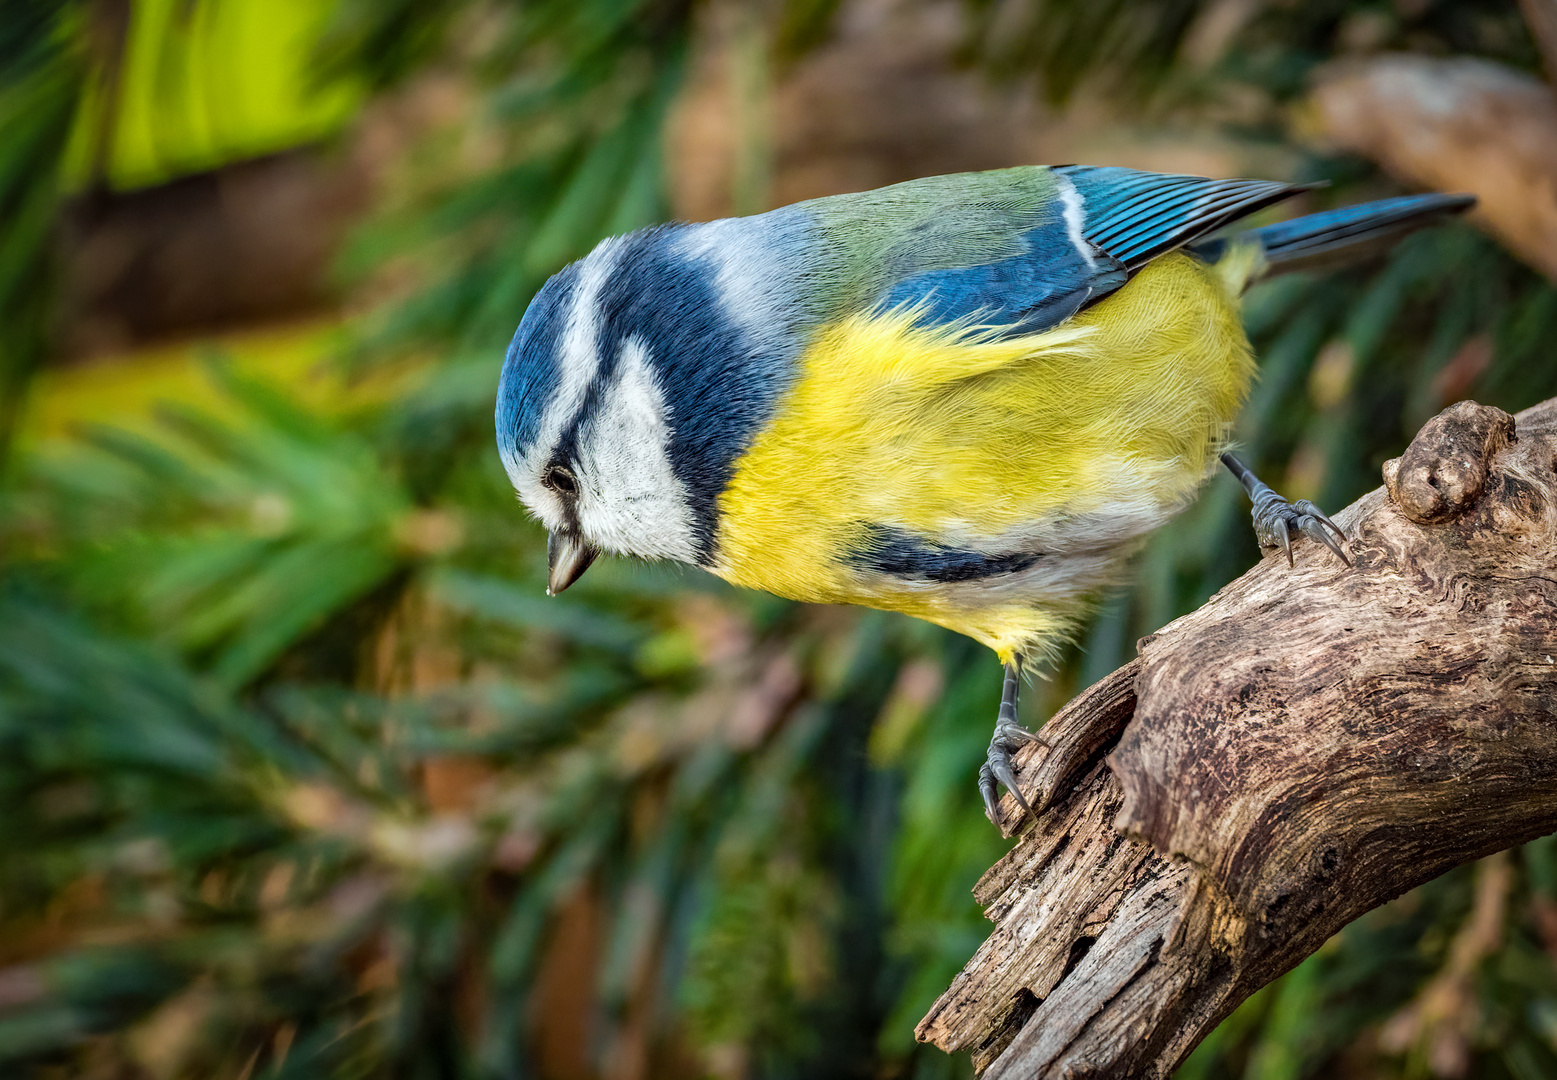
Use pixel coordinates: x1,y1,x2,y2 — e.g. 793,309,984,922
495,221,804,593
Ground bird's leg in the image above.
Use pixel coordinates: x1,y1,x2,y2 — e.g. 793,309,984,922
1221,451,1350,568
979,660,1043,824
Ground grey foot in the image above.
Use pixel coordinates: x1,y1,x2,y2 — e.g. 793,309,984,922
980,661,1044,825
1221,452,1350,568
980,720,1041,823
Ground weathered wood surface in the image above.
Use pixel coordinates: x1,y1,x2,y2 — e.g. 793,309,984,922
917,397,1557,1078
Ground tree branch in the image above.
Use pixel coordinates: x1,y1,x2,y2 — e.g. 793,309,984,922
917,396,1557,1078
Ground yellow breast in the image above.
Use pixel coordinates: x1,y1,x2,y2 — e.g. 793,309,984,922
709,253,1255,663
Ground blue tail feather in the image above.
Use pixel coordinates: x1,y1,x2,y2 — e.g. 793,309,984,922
1190,193,1477,274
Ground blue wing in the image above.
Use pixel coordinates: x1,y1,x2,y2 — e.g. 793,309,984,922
1059,166,1306,271
875,166,1306,337
878,243,1127,338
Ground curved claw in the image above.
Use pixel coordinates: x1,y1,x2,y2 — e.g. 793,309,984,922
979,761,1000,821
1227,452,1352,570
988,749,1035,821
1291,501,1351,566
1299,516,1351,565
1295,501,1347,541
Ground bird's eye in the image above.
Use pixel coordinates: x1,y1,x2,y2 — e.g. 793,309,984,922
543,465,577,495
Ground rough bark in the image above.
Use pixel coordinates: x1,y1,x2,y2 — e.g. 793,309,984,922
916,396,1557,1078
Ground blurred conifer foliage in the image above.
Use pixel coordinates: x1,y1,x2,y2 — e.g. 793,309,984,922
3,1,1557,1079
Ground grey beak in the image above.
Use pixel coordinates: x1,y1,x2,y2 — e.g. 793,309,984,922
547,531,599,595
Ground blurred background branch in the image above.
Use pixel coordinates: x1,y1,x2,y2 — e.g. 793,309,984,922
2,1,1557,1079
1302,56,1557,280
1517,0,1557,82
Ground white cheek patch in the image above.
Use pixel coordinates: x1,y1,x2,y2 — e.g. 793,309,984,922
574,338,699,562
510,476,566,532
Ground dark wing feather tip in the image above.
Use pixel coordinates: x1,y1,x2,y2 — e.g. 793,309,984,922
1059,165,1314,272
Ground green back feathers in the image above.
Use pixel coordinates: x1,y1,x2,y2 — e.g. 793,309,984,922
794,167,1067,315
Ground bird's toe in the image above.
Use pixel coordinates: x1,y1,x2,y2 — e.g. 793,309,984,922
1252,491,1350,568
982,724,1040,824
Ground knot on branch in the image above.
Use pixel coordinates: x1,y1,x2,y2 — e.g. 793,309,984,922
1382,400,1516,523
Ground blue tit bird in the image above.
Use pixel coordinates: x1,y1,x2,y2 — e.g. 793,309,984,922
495,165,1473,821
